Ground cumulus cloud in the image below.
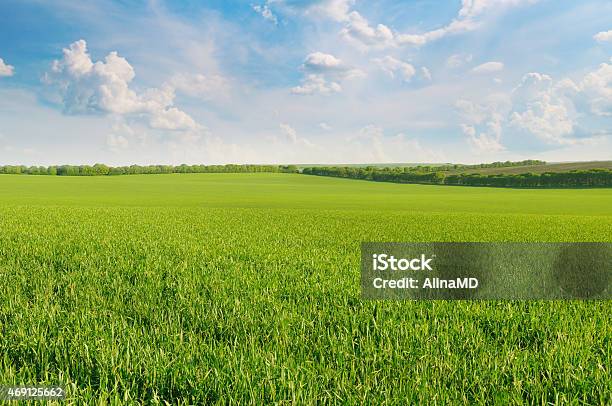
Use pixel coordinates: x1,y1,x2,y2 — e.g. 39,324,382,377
373,56,416,81
149,107,198,131
471,61,504,74
456,96,510,153
338,11,399,48
341,11,394,48
45,39,199,131
303,52,343,71
461,123,504,153
252,3,278,24
0,58,14,77
594,30,612,43
510,65,612,142
456,73,578,150
291,74,342,95
302,52,364,79
291,52,364,95
456,61,612,150
509,73,576,144
579,62,612,116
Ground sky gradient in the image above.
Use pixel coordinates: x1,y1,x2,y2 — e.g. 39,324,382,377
0,0,611,165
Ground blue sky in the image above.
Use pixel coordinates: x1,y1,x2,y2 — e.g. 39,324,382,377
0,0,610,165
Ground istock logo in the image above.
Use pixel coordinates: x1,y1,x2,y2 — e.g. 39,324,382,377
372,254,434,271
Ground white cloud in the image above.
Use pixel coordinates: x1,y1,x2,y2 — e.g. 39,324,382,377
456,96,510,153
0,58,14,77
253,3,278,24
341,0,538,49
271,0,354,22
395,18,478,47
471,61,504,74
340,11,400,48
347,125,388,162
149,107,198,131
446,54,473,69
458,0,539,19
510,106,574,144
303,51,343,70
45,39,199,131
291,74,342,95
373,56,416,81
509,67,612,144
341,11,394,48
421,67,432,81
319,122,332,131
279,123,315,147
279,122,297,143
310,0,354,21
292,52,364,95
455,62,611,149
301,52,364,79
105,120,154,152
594,30,612,43
455,98,495,124
170,73,228,100
461,123,504,153
579,62,612,116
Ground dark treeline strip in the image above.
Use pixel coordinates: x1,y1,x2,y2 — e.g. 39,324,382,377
402,159,546,173
302,166,612,188
0,164,299,176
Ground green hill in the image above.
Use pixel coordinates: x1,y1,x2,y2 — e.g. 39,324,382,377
449,161,612,175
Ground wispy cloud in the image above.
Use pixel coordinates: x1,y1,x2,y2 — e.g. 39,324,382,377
471,61,505,74
252,3,278,25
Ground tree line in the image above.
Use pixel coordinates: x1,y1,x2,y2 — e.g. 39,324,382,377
0,164,299,176
402,160,546,173
2,161,610,187
302,166,612,188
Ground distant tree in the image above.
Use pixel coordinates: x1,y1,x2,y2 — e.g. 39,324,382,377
93,163,110,176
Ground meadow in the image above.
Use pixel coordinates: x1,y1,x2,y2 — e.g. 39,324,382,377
0,173,610,404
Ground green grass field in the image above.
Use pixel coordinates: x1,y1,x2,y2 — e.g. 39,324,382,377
1,173,610,404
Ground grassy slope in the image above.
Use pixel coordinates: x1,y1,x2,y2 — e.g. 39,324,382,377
296,160,612,173
447,160,612,175
0,173,610,404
